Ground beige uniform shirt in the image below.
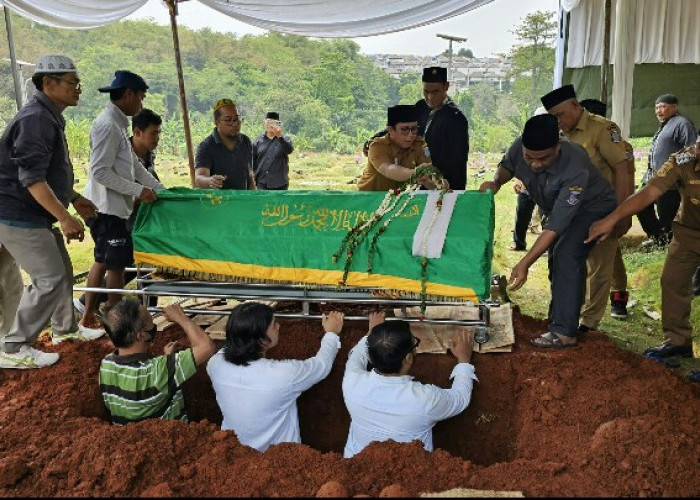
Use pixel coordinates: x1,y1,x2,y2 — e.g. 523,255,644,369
563,110,628,185
357,135,430,191
647,146,700,232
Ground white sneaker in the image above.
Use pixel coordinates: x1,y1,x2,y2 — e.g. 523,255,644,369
73,297,86,315
52,324,105,344
0,345,60,369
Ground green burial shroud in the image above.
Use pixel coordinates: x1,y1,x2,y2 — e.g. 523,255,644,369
132,188,494,302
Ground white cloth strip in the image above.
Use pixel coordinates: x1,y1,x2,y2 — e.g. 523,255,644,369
412,191,459,259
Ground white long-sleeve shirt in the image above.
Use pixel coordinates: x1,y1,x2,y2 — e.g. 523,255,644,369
206,332,340,452
342,335,477,458
84,102,164,219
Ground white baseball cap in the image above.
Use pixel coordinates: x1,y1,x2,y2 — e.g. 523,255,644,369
34,55,77,74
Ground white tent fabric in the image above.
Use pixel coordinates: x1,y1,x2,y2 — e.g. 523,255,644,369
565,0,700,67
610,0,636,139
1,0,494,37
0,0,148,29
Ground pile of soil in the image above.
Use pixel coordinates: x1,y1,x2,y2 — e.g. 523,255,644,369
1,306,699,497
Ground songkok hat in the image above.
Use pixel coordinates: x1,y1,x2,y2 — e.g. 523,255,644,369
579,98,607,116
387,105,418,126
522,114,560,151
34,55,76,74
98,70,148,93
540,84,577,110
213,98,236,112
422,66,448,83
655,94,678,105
265,111,280,120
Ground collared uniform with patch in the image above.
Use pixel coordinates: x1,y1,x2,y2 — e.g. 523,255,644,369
498,137,617,337
645,146,700,348
562,109,629,329
357,134,430,191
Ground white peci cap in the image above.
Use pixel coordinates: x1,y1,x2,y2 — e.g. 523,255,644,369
34,55,77,74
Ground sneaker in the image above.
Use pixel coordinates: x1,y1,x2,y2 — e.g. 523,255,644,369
643,341,692,358
0,345,60,369
52,323,105,345
610,291,629,320
73,296,86,315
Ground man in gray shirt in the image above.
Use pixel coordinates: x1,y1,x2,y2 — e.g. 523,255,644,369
253,112,294,190
0,55,104,369
480,114,617,349
638,94,697,247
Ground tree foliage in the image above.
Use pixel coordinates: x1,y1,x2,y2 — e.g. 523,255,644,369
0,11,557,156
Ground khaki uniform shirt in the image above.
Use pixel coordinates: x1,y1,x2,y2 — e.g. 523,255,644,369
357,134,430,191
647,146,700,232
563,110,627,186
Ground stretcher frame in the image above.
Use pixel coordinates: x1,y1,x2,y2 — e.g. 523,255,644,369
74,268,500,341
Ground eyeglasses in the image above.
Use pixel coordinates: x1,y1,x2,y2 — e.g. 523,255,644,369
220,116,242,125
54,77,81,90
396,126,419,136
143,324,157,341
411,335,421,350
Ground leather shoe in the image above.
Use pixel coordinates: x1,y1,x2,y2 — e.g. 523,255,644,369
643,341,692,358
509,244,526,251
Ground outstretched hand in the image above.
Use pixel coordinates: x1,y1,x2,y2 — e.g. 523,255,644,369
368,311,386,332
585,217,616,244
479,181,500,194
322,311,344,334
508,261,529,291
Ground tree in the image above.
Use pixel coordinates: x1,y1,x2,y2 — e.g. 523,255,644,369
506,10,557,114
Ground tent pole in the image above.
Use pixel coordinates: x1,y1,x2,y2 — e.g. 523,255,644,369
4,6,23,110
166,0,195,187
600,0,611,104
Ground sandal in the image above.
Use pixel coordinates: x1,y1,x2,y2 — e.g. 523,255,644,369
529,332,577,349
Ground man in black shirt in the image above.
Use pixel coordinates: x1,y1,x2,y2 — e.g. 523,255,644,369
415,67,469,190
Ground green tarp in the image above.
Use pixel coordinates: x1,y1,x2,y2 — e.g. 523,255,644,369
132,188,494,302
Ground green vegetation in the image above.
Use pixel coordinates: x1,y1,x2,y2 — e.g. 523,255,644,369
2,11,697,373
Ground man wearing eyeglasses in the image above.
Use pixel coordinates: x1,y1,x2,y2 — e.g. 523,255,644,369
99,300,216,424
357,105,434,191
0,55,104,369
195,99,256,190
342,311,476,458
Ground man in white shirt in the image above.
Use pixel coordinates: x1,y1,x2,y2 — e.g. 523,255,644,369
81,71,164,330
342,312,476,458
207,303,344,452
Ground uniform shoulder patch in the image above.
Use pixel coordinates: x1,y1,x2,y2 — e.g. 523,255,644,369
566,186,582,206
607,124,622,143
674,146,697,166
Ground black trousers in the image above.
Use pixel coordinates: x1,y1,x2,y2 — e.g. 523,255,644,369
513,192,536,249
547,207,612,337
636,188,681,241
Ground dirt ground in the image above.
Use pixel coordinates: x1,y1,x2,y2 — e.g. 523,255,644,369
0,305,699,497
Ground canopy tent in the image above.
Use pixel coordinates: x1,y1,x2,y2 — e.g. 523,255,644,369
0,0,494,184
554,0,700,138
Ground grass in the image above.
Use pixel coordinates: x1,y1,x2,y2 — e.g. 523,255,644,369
37,150,700,375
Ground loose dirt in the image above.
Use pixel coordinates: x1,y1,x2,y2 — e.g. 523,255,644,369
0,306,699,497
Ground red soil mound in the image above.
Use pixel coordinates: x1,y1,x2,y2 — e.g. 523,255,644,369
0,306,699,497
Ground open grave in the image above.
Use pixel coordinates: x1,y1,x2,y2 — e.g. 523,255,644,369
1,305,699,497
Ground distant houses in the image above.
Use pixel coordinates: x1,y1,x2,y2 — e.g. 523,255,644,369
368,54,513,92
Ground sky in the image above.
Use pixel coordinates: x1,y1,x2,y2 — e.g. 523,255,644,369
126,0,558,58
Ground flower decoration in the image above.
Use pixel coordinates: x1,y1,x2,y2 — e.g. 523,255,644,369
332,164,450,315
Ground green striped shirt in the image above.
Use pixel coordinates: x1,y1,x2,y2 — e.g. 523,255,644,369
99,349,197,425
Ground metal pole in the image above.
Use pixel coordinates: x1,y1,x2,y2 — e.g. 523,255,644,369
4,6,23,110
166,0,196,187
600,0,611,104
448,39,453,82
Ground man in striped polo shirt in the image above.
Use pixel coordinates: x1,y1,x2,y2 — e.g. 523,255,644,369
99,300,216,424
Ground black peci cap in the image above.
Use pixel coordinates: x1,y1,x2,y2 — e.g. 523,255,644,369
422,66,448,83
387,105,418,126
540,84,577,110
522,114,560,151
